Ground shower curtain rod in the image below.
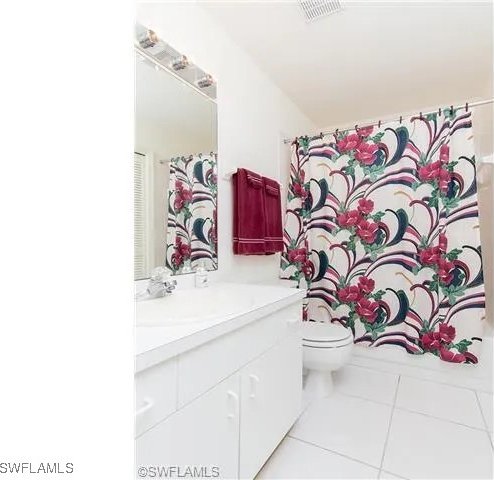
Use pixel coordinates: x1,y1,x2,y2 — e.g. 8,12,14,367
283,98,494,144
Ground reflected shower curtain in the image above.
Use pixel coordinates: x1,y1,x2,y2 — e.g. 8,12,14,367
281,110,485,364
166,153,218,273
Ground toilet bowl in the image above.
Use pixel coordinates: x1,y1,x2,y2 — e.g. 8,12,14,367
302,322,353,399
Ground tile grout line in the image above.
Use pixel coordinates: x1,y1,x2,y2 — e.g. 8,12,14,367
474,391,494,451
349,358,493,395
379,468,410,480
474,390,490,430
393,404,488,432
285,434,381,471
335,390,396,408
336,383,488,433
378,375,401,474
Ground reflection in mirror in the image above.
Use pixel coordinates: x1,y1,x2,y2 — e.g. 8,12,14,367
166,154,218,274
134,31,217,280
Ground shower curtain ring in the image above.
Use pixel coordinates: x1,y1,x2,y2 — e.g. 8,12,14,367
438,107,442,116
378,120,381,128
419,112,423,119
465,102,469,112
355,124,358,132
450,105,454,115
399,115,402,124
335,128,339,136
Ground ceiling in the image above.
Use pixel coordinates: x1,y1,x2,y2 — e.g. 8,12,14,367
203,1,493,129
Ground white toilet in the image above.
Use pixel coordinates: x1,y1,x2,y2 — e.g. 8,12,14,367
302,322,354,399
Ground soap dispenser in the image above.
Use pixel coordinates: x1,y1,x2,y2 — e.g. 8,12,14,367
195,261,209,288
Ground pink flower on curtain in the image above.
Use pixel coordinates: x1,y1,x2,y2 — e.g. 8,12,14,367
338,285,362,303
356,220,379,244
358,276,375,294
293,182,308,199
437,258,455,285
356,298,380,324
439,347,466,363
418,160,451,193
421,332,442,351
172,237,192,269
355,143,379,165
418,233,456,286
293,170,308,199
357,198,374,215
176,237,191,258
337,134,361,152
301,260,315,278
420,323,469,363
418,160,442,182
440,144,450,164
357,126,374,138
337,210,362,228
438,232,448,253
438,169,452,193
174,180,193,211
438,323,456,343
419,246,441,265
288,247,307,264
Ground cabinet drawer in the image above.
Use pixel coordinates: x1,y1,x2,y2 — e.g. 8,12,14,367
136,357,178,437
177,302,302,407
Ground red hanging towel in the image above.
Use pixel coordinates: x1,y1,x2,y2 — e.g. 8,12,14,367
263,177,284,253
233,168,266,255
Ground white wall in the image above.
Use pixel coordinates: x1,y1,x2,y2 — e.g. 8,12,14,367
137,2,316,283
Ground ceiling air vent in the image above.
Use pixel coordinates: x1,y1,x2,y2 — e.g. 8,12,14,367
299,0,343,22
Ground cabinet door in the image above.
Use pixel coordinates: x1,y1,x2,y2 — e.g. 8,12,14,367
239,333,302,479
136,374,240,480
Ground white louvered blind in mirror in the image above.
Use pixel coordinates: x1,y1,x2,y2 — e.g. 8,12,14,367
134,152,149,279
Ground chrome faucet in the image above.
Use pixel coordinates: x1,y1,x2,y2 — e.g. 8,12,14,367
145,267,177,298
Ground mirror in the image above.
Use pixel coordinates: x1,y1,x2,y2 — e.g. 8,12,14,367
134,27,218,280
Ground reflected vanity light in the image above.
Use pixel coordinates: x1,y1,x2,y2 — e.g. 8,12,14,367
135,47,217,103
197,74,215,89
135,22,216,101
171,55,189,71
138,29,159,49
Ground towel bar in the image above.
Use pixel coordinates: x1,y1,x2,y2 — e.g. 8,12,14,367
223,171,284,190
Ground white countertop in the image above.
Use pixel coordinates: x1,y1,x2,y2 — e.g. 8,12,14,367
135,282,305,372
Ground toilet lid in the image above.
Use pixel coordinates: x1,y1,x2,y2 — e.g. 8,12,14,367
302,322,353,346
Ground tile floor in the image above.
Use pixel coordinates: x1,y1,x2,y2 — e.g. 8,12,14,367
257,356,493,480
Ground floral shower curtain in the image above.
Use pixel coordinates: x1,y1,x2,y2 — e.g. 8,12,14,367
166,153,218,273
281,110,485,364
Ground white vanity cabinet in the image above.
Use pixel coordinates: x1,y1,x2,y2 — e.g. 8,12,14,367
135,299,303,480
136,374,241,479
239,333,302,479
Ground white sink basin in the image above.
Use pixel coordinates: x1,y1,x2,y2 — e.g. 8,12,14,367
136,284,256,326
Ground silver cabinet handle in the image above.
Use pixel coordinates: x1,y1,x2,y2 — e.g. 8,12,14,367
136,397,154,417
227,390,239,419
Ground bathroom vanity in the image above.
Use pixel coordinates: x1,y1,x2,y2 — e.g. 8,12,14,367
135,283,305,479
